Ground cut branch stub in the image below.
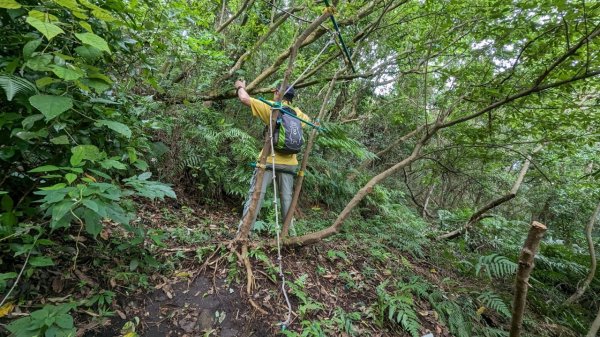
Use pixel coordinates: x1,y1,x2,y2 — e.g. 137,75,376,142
509,221,547,337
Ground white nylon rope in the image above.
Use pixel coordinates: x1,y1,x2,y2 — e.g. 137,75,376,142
263,35,334,330
268,108,294,329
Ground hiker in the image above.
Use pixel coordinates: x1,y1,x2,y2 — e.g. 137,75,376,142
234,79,310,234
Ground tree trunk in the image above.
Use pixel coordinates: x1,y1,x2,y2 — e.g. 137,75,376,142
438,145,542,240
422,183,435,218
564,200,600,305
509,221,547,337
587,306,600,337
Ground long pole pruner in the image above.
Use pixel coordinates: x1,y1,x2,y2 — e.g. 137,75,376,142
321,0,356,73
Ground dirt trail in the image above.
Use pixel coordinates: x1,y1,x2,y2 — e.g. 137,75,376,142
87,275,271,337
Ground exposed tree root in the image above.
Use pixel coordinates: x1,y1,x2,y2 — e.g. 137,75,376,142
249,298,268,315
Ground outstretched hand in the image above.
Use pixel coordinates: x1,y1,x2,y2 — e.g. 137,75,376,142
235,79,246,90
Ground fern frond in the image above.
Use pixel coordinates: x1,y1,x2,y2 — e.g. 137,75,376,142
535,254,586,275
428,292,473,337
398,276,430,298
478,327,509,337
373,282,421,337
475,254,517,279
317,123,376,160
477,291,511,317
0,75,38,101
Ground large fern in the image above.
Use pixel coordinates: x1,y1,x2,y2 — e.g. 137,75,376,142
534,254,586,276
317,123,376,160
477,291,511,317
428,291,473,337
372,281,421,337
0,75,38,101
475,254,518,279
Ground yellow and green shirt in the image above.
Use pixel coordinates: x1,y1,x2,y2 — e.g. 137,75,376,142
249,97,310,166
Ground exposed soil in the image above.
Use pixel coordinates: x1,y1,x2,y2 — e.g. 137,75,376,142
86,275,271,337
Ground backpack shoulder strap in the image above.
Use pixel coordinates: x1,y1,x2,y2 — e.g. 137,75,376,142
281,105,297,116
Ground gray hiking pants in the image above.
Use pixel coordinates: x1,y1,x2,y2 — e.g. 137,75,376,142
240,164,297,231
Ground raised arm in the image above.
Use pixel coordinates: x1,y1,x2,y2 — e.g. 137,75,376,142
235,79,251,106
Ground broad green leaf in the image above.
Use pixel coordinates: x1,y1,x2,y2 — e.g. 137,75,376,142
0,0,21,9
127,147,137,163
36,76,58,88
91,8,115,22
39,189,68,204
29,10,59,22
72,10,88,19
87,169,111,180
21,114,44,130
75,32,111,53
51,199,74,221
87,73,112,84
100,159,127,170
133,160,148,171
75,45,102,61
95,120,131,138
78,0,100,10
75,80,91,92
2,212,17,227
65,173,77,184
79,21,93,32
0,272,17,280
82,199,98,212
26,54,53,71
129,258,139,271
89,97,118,104
53,0,81,10
29,95,73,120
39,183,66,191
1,195,13,211
54,314,73,329
50,135,70,144
70,145,100,166
22,38,42,59
83,79,110,93
29,165,60,172
50,65,84,81
53,52,74,61
26,16,64,40
29,256,55,267
14,129,48,141
83,208,101,237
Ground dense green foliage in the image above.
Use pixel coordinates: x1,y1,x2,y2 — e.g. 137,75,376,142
1,0,599,336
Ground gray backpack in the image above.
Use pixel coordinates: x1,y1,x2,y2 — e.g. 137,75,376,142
272,106,303,154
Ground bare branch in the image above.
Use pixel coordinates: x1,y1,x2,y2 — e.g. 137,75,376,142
216,0,256,33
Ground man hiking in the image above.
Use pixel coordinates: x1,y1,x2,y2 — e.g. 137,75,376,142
234,79,310,234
